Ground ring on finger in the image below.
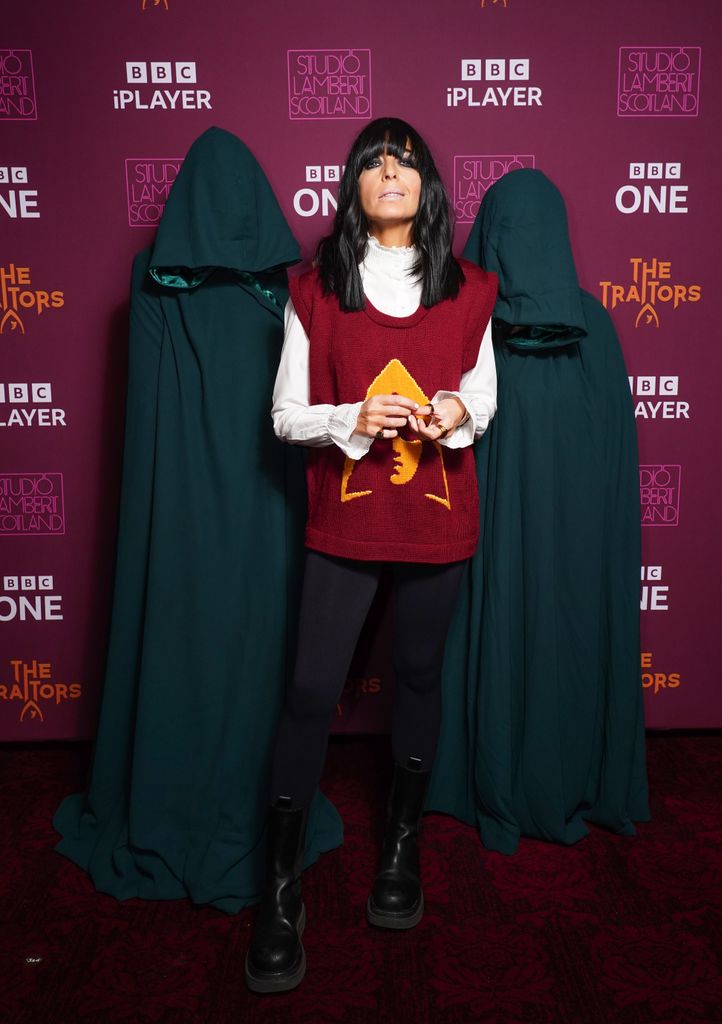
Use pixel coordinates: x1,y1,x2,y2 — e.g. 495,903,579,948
375,429,384,439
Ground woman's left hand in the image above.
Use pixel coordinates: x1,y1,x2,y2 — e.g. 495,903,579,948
408,397,467,441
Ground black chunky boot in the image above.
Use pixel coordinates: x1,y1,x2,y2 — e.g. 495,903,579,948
366,757,431,929
245,798,309,993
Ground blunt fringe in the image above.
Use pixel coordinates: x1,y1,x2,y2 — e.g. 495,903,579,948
315,117,465,312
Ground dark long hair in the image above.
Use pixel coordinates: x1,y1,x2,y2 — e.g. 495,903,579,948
315,117,465,312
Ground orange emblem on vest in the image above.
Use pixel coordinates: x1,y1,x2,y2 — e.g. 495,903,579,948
341,359,451,509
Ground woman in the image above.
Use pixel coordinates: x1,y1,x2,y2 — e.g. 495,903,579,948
244,117,498,993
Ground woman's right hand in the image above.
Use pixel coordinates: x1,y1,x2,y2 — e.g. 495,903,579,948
353,394,419,439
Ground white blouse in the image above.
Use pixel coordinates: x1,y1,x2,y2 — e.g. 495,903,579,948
271,234,497,460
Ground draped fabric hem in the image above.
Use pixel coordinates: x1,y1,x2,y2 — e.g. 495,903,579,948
52,788,343,915
423,797,651,856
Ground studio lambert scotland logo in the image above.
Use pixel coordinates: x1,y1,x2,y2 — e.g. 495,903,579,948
125,158,183,226
617,46,701,117
0,473,65,535
599,257,700,328
640,465,681,527
0,50,37,120
287,49,371,120
453,155,534,223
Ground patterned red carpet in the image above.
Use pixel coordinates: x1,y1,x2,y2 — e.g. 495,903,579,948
1,733,721,1024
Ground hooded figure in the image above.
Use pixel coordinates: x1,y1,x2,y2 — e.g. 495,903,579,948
53,127,343,910
426,169,650,852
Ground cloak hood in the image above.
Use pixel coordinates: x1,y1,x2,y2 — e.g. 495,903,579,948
463,168,587,349
149,126,300,289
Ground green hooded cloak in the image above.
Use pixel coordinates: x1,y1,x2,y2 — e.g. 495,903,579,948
53,127,343,910
427,169,650,853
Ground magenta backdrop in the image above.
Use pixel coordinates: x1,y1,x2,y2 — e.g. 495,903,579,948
1,0,719,739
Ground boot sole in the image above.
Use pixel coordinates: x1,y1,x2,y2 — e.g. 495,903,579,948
245,903,307,993
366,893,424,930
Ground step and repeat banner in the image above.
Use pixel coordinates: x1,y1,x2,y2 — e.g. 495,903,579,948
1,1,718,738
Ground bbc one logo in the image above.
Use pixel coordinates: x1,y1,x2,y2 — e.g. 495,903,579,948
617,46,700,117
640,566,668,612
113,61,211,111
292,164,345,219
1,167,39,220
125,158,183,226
0,264,64,336
599,256,701,327
453,155,535,223
447,59,542,108
615,163,688,215
0,383,66,428
0,49,37,120
287,49,371,120
0,575,63,624
1,658,81,723
628,376,689,421
0,473,65,536
640,465,681,527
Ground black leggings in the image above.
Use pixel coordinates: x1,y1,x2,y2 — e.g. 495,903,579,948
268,550,466,807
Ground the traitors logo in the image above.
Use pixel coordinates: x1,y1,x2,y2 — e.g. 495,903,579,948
125,158,183,226
617,46,701,117
0,50,37,120
640,465,681,526
287,49,372,120
0,658,81,723
336,676,382,718
0,264,64,335
641,651,682,696
453,155,534,223
599,257,700,327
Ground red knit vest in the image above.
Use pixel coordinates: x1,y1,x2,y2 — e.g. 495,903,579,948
288,260,497,563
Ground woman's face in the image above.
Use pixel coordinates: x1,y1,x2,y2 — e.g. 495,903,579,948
357,145,422,234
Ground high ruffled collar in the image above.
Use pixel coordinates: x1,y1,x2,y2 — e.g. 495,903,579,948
364,233,418,282
366,233,415,254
